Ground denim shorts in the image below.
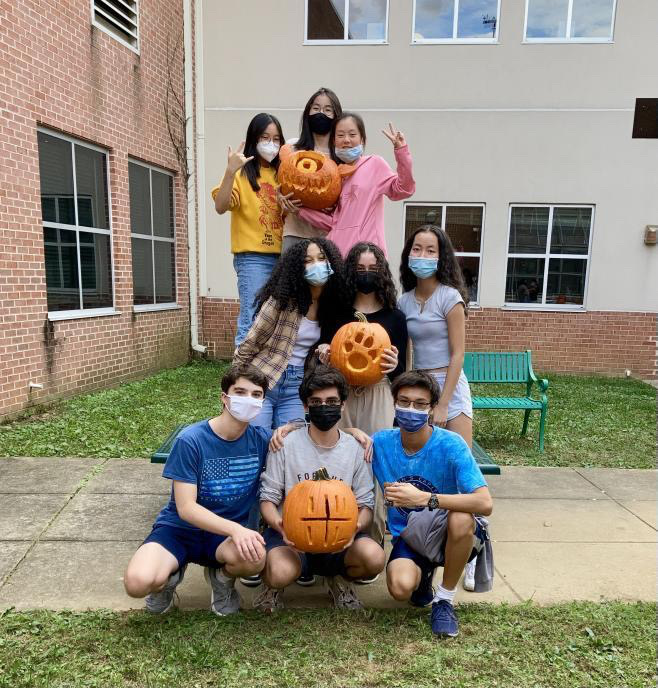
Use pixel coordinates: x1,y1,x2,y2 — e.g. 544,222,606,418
264,527,369,578
143,523,227,568
251,364,306,430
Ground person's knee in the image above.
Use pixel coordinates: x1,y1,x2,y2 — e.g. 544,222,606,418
361,546,385,577
233,552,267,577
123,567,162,598
447,511,475,540
387,572,414,601
264,552,300,588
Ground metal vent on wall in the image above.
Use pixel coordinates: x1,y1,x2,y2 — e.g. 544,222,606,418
93,0,139,51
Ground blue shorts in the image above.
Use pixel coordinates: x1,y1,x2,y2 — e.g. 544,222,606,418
264,527,369,579
388,519,486,575
143,523,227,569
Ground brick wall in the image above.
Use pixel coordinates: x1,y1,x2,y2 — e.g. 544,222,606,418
0,0,190,420
200,297,657,379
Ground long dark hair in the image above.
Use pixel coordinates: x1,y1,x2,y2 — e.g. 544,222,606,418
344,242,397,310
255,238,349,326
400,225,469,308
329,112,367,164
295,88,343,152
242,113,284,192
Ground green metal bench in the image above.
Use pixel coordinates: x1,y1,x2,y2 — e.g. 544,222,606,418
151,424,187,463
471,439,500,475
464,350,548,452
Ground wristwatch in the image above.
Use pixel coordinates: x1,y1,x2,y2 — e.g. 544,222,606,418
427,493,440,511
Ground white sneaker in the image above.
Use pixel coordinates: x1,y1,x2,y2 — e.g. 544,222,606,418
463,560,476,592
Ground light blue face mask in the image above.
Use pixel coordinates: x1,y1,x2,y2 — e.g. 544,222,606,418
408,257,438,280
304,261,334,286
334,145,363,164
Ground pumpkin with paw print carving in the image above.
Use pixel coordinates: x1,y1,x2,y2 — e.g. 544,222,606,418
329,312,391,387
278,145,354,210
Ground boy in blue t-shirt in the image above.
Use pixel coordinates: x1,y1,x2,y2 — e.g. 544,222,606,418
372,371,493,638
124,364,272,616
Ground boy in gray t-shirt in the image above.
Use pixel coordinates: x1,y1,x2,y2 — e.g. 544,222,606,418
256,366,385,612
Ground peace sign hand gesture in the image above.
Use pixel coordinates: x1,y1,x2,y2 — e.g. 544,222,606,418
381,122,406,149
227,141,254,175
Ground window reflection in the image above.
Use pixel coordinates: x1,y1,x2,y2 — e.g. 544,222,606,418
526,0,569,38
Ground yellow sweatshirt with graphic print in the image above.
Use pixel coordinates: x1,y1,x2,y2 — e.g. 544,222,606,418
211,166,283,254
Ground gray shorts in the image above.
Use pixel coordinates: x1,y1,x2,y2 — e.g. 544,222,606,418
431,370,473,421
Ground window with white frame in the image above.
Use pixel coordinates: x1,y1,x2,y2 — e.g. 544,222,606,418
38,130,114,315
413,0,500,42
404,204,484,303
305,0,388,43
92,0,139,52
506,205,593,307
524,0,616,42
129,161,176,307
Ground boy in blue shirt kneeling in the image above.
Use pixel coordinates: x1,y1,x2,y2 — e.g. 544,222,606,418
372,371,493,638
124,364,271,616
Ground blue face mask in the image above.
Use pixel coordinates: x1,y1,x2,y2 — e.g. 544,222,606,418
409,257,438,280
334,145,363,164
395,406,430,433
304,261,334,286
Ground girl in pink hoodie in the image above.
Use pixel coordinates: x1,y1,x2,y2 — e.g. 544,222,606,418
289,113,415,257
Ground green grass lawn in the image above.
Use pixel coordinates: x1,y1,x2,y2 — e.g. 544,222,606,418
0,603,654,688
0,360,655,468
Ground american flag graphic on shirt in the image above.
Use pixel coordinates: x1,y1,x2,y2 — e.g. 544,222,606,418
199,454,261,505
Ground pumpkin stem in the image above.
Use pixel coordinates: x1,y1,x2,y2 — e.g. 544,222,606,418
312,467,331,481
354,311,368,324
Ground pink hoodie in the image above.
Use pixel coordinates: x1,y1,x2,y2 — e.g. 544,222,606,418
298,145,415,257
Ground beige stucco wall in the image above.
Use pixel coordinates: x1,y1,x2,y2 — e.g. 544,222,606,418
200,0,657,312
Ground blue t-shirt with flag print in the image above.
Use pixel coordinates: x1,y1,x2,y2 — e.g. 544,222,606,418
372,426,487,538
154,419,271,531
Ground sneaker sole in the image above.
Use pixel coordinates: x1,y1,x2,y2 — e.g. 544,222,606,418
295,578,316,587
239,577,262,588
462,582,475,592
433,630,459,638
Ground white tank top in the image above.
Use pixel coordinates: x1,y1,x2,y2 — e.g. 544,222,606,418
288,317,321,366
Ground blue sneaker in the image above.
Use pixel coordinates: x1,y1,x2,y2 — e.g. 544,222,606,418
410,567,434,607
430,600,459,637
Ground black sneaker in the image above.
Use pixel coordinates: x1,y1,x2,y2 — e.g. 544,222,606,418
239,573,262,588
295,573,316,587
410,567,434,607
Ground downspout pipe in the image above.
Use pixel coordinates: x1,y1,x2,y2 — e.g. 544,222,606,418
183,0,206,354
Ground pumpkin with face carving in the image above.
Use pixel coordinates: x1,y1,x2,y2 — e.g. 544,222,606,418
278,145,355,210
329,312,391,387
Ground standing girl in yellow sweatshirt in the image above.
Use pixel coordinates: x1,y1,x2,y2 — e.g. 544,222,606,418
212,113,285,345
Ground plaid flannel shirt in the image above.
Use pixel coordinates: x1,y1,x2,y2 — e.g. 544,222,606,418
232,297,303,388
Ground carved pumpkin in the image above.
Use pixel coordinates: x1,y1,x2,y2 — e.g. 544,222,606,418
282,468,358,553
278,145,355,210
330,312,391,387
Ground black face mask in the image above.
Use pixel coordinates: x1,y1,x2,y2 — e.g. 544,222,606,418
355,271,378,294
308,112,333,135
307,404,342,431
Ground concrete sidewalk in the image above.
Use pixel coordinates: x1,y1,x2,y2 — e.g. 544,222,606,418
0,457,655,611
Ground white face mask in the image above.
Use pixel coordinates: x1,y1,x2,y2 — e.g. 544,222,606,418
256,141,280,163
225,394,263,423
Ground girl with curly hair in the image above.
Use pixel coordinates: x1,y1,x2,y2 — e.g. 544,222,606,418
398,225,473,446
211,113,285,346
233,237,351,430
277,87,343,253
